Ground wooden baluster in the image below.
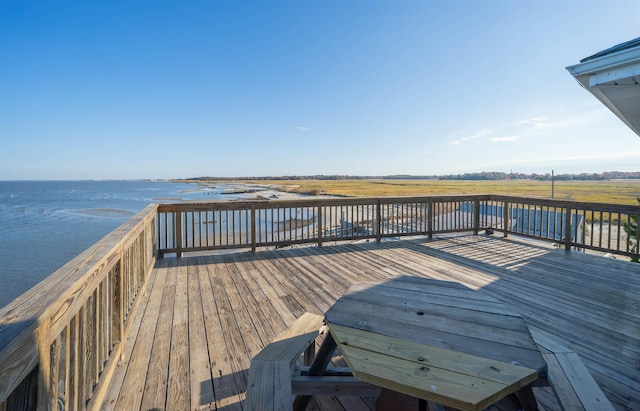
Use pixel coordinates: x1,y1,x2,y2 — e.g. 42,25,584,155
251,206,257,253
63,324,71,411
317,204,323,247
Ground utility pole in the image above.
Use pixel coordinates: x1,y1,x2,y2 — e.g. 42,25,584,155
551,170,555,199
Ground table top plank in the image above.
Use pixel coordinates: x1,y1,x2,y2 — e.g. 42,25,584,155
331,324,538,386
343,282,524,319
322,276,547,409
326,301,545,373
328,297,535,347
331,326,537,411
335,286,531,332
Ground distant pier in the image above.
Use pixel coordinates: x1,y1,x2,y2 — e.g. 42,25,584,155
221,187,263,195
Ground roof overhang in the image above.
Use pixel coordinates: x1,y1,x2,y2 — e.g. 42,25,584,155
567,38,640,137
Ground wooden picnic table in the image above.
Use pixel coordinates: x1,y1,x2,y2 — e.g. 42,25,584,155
294,276,546,411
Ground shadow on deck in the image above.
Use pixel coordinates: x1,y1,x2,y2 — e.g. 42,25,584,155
99,234,640,411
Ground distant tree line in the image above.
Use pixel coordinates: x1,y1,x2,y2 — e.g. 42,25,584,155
187,171,640,181
441,171,640,181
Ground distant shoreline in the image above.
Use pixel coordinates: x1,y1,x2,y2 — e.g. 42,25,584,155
170,181,336,202
176,170,640,183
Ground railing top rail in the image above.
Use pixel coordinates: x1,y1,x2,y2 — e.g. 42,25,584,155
155,194,640,215
156,194,494,212
489,195,640,213
0,203,158,322
378,194,491,203
158,194,640,213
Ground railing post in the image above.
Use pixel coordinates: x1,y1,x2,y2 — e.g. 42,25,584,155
565,206,573,251
158,210,166,259
376,199,382,243
149,213,157,266
503,201,510,238
317,203,323,247
37,318,52,411
175,211,183,258
118,246,125,360
427,200,433,239
473,199,480,235
251,206,257,253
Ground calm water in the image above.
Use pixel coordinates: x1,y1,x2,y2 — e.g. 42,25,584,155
0,180,224,308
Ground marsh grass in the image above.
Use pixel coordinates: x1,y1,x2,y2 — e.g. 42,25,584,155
240,179,640,205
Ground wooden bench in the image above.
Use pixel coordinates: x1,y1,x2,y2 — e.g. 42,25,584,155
245,312,326,411
529,327,615,411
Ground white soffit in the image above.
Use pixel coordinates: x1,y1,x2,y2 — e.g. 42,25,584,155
567,39,640,137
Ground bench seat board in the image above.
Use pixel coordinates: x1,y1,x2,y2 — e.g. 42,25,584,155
529,327,615,411
246,312,325,411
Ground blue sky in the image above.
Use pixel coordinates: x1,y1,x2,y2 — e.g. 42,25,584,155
1,1,639,180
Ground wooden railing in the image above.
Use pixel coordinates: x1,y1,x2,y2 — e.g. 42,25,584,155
2,194,639,410
490,196,640,258
157,195,640,260
0,204,157,411
156,196,489,256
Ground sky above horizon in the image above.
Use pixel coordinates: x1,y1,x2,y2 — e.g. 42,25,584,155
1,1,639,180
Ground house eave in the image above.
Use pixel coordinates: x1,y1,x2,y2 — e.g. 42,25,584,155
567,40,640,137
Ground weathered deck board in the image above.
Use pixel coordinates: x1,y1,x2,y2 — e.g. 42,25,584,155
167,260,190,409
100,235,640,411
100,257,168,411
187,259,214,409
197,256,243,410
139,256,176,411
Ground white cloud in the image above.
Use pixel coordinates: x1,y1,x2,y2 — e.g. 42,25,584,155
448,108,614,147
516,112,603,132
472,150,640,172
293,126,311,131
489,136,520,143
468,129,490,140
518,117,548,129
452,129,490,145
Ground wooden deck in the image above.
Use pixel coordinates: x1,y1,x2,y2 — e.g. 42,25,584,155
98,234,640,411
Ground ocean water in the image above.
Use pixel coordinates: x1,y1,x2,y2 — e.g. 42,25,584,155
0,180,223,308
